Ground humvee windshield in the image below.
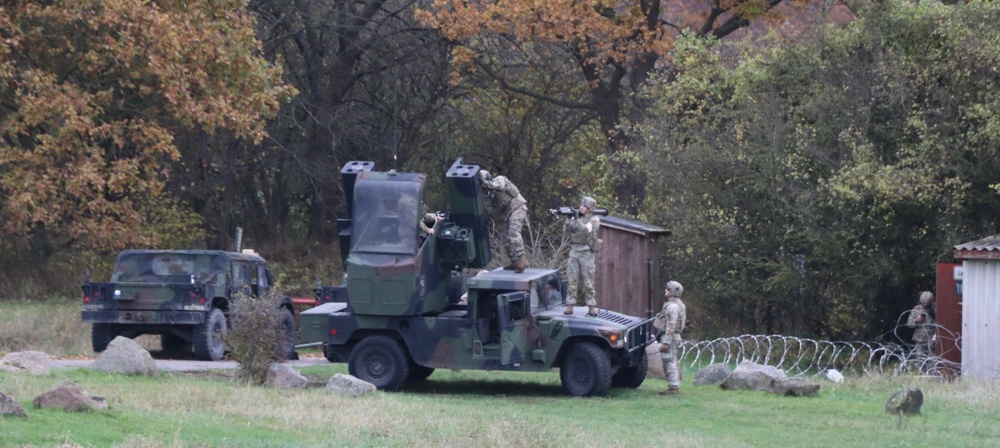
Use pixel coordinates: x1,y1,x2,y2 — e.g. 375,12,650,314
352,178,423,255
114,253,228,283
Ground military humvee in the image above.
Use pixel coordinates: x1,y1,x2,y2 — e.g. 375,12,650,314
300,159,654,396
81,249,296,361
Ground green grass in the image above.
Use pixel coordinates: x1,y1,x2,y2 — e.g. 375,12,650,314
2,365,998,447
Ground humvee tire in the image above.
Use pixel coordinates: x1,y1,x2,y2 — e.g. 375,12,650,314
560,342,612,397
161,333,191,353
349,335,411,391
278,308,297,360
611,350,648,389
92,323,115,353
194,308,227,361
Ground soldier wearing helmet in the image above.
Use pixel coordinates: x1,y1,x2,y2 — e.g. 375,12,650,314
906,291,936,356
653,280,686,395
479,170,529,273
562,196,602,316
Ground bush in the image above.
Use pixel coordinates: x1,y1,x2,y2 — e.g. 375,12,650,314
226,290,288,385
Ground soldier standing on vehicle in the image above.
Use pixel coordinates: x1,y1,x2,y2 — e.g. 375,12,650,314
906,291,937,356
479,169,529,273
653,280,686,395
563,196,601,317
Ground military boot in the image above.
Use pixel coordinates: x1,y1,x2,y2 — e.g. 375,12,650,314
503,259,517,270
587,306,598,317
658,386,679,395
563,305,574,315
514,256,528,273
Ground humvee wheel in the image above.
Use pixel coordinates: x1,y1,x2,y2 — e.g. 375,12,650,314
407,362,435,382
194,308,227,361
161,333,192,353
92,323,115,353
560,342,612,397
349,336,410,391
278,308,297,360
611,350,648,389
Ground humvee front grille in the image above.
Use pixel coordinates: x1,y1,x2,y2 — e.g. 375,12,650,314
625,319,655,351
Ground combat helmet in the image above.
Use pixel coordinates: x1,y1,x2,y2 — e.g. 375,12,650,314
582,196,597,210
919,291,934,306
666,280,684,298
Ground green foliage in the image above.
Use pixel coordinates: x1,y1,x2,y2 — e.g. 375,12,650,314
633,0,1000,339
226,291,287,385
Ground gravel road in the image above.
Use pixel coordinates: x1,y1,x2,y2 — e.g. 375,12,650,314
50,357,330,372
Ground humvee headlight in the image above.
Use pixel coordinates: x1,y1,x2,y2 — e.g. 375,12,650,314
598,329,623,347
114,290,121,299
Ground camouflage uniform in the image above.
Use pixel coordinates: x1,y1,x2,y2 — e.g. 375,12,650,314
480,171,528,270
906,291,936,356
653,281,686,394
563,201,601,311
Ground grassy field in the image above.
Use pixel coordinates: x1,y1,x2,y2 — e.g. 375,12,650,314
2,298,999,447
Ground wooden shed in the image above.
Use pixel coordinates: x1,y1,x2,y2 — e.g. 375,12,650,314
952,236,1000,380
594,216,671,318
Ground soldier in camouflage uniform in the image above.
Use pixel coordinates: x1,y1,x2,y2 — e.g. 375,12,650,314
653,280,686,395
906,291,936,356
479,170,529,273
563,196,602,316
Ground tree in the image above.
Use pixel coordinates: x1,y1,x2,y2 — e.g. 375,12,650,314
634,0,1000,339
0,0,293,261
418,0,807,212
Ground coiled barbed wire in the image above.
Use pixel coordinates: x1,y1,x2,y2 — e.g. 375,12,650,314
676,310,961,380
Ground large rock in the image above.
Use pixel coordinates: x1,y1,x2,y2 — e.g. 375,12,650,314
886,388,923,415
721,361,787,391
645,344,665,379
32,380,108,412
693,363,732,386
770,377,820,397
92,336,159,376
325,374,376,397
0,351,52,375
266,363,308,389
0,391,27,418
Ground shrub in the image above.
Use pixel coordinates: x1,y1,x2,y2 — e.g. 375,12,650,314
226,290,287,385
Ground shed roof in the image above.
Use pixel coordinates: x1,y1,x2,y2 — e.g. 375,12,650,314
953,235,1000,260
600,216,671,237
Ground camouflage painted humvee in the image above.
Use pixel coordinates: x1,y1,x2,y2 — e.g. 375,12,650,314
81,249,296,361
300,159,654,396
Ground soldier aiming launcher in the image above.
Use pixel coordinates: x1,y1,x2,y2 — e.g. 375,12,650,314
547,207,610,218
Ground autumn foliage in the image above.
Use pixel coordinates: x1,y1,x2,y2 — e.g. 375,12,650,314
0,0,294,256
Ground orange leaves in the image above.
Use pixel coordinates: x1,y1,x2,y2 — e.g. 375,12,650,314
421,0,669,66
0,0,294,253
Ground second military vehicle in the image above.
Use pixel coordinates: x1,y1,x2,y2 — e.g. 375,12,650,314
82,249,296,361
300,159,654,396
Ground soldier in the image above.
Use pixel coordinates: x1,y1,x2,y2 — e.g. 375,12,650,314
397,194,442,243
562,196,602,316
653,280,686,395
479,170,529,273
906,291,937,356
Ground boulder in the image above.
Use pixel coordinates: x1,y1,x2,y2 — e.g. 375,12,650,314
770,377,820,397
325,374,376,397
693,363,732,386
32,380,108,412
0,391,27,418
0,351,52,375
886,388,923,415
721,361,787,391
266,363,308,389
645,344,665,379
92,336,159,376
